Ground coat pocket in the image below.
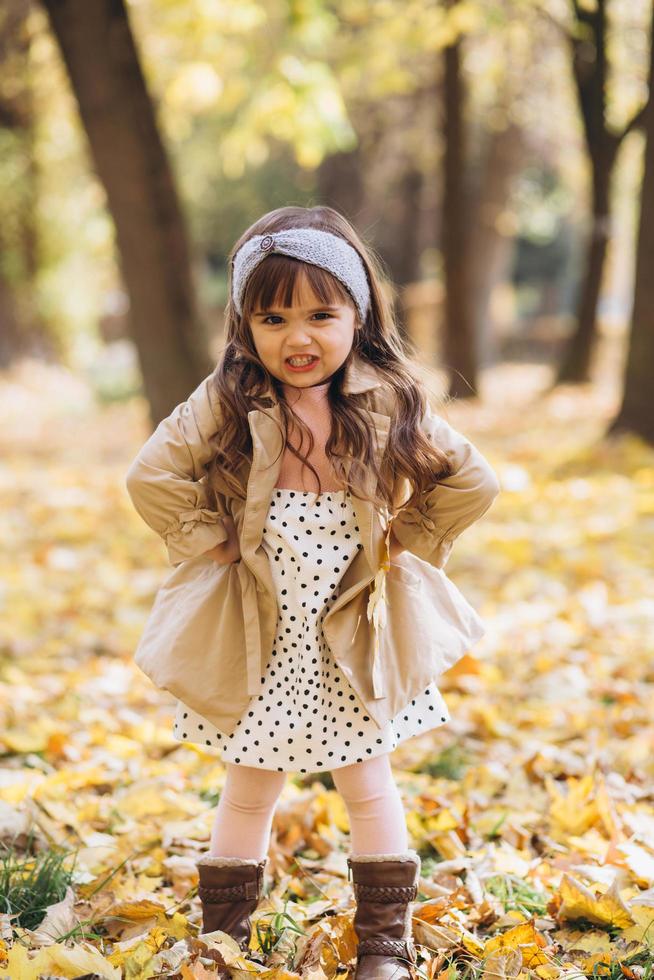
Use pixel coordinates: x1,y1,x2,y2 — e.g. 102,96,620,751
398,552,486,677
133,555,250,729
373,569,443,714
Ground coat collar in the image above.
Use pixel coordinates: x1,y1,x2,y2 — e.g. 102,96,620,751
340,352,386,396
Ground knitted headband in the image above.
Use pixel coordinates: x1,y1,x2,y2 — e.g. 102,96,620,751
231,227,371,323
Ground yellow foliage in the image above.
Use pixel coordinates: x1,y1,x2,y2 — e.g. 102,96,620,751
483,920,549,968
556,874,634,929
546,773,601,838
2,365,654,977
3,940,121,979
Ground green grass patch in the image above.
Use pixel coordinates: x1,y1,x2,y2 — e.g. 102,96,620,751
414,743,473,780
0,831,79,932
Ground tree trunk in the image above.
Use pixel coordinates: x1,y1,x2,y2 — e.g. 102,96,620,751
40,0,212,426
441,33,477,399
468,120,527,369
609,3,654,444
316,146,365,225
393,166,425,344
0,0,52,367
393,167,424,289
556,144,615,383
556,0,620,385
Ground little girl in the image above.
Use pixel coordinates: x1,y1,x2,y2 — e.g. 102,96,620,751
125,205,500,978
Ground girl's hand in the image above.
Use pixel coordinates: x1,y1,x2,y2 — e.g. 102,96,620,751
204,515,241,565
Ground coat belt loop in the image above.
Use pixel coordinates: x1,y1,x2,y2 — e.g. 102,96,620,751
372,649,385,699
366,511,392,700
246,627,261,696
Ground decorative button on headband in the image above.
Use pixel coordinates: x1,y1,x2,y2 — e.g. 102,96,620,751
231,227,371,323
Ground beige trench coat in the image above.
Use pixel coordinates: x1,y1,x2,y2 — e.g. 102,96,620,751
125,354,501,737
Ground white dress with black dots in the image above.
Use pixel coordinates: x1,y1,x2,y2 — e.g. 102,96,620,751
173,487,451,772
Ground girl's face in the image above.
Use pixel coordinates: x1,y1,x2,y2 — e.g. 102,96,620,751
249,271,358,388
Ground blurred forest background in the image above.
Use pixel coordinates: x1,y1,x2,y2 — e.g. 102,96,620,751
0,0,652,435
2,2,654,978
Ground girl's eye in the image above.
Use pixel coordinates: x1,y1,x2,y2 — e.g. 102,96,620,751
261,312,333,325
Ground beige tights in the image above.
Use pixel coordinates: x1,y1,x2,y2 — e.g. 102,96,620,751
209,754,408,860
210,763,286,860
331,754,409,853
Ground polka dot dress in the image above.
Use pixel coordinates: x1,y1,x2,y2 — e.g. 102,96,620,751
173,487,450,772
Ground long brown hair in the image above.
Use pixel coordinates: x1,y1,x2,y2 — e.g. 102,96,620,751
205,204,453,514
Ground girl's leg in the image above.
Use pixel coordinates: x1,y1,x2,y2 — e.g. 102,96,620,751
331,754,409,855
209,763,287,860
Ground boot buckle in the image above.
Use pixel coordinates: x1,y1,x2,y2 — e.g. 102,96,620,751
243,878,258,900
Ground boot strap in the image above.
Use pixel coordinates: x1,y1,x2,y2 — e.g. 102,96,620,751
358,937,417,962
198,879,259,902
352,882,418,902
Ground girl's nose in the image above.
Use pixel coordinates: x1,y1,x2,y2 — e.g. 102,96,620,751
285,323,313,343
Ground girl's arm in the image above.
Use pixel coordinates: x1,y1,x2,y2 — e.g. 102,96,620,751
124,373,231,568
390,404,500,570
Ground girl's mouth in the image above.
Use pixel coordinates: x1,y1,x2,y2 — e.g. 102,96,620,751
285,355,320,372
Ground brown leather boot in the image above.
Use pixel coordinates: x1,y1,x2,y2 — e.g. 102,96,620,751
195,854,267,950
346,850,420,979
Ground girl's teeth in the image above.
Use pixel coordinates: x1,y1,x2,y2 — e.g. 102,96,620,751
288,357,315,365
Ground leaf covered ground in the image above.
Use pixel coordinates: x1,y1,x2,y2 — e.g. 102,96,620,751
1,359,653,979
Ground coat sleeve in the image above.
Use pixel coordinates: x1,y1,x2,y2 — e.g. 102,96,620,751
124,373,231,567
390,404,501,570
